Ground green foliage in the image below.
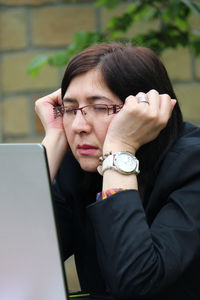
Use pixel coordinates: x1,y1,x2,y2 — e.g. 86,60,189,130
28,55,49,76
48,31,105,67
95,0,125,9
28,0,200,76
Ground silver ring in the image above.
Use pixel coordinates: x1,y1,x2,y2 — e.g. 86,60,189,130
137,95,149,104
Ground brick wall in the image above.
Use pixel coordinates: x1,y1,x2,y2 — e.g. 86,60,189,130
0,0,199,292
0,0,200,143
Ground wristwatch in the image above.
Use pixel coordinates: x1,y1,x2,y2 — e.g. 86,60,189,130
102,152,140,175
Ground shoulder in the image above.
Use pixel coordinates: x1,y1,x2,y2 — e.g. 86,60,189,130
171,122,200,154
167,122,200,173
145,123,200,217
155,122,200,189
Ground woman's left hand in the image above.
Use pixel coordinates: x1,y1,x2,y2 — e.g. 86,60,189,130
103,89,176,155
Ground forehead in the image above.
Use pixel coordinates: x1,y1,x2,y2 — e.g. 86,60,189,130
67,69,106,92
63,69,121,105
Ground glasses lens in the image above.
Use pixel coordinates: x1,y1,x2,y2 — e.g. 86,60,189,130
77,104,108,120
54,104,122,120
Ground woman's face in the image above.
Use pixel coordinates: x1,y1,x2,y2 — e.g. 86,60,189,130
63,69,122,172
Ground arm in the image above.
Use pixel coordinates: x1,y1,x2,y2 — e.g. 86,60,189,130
35,89,68,181
102,90,176,192
42,131,67,182
35,90,74,258
87,91,199,299
88,143,200,299
52,177,74,260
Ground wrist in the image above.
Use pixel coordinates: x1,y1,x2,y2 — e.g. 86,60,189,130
42,131,68,182
103,168,138,191
103,143,136,156
103,134,139,155
45,127,66,137
42,130,68,157
101,152,139,175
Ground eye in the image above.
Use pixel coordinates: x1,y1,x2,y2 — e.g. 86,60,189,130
64,107,77,115
93,104,108,112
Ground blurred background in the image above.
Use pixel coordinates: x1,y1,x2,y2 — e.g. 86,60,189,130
0,0,200,292
0,0,200,144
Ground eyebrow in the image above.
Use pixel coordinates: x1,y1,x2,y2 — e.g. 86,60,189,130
63,97,76,104
63,95,113,104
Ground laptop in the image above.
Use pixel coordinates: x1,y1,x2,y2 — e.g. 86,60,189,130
0,143,109,300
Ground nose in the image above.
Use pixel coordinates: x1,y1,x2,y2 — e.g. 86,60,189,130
71,110,92,134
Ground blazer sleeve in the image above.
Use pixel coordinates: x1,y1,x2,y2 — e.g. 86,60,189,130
87,142,200,299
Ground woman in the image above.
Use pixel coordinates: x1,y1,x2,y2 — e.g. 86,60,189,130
35,43,200,299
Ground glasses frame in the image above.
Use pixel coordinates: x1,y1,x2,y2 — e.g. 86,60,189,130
53,104,123,119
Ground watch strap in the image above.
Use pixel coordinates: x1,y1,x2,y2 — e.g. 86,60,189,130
102,154,115,172
102,152,140,175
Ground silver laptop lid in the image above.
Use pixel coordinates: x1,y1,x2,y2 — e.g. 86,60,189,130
0,143,68,300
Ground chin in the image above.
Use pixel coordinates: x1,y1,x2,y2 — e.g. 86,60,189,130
81,165,98,173
79,160,98,173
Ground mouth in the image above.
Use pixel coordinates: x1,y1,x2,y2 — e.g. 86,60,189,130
77,144,99,155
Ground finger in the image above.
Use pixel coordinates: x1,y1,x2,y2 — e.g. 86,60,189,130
146,89,160,114
48,89,62,106
124,95,138,111
171,99,177,110
124,95,135,104
135,92,150,106
159,94,174,127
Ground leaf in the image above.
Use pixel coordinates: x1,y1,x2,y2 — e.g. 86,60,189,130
190,29,200,56
106,2,147,33
72,31,103,51
50,31,105,67
28,0,200,75
180,0,200,17
48,50,69,67
162,1,190,22
27,55,49,76
95,0,121,9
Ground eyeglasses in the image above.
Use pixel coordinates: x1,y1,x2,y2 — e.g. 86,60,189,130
53,104,123,121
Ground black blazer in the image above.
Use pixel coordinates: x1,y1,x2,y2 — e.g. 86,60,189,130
53,122,200,300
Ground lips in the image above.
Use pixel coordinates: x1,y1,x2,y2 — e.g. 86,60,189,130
77,144,98,155
78,144,97,149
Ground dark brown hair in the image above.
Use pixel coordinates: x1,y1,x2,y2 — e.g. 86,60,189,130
61,43,183,200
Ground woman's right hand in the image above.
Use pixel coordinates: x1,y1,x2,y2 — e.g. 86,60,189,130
35,89,64,134
35,89,68,181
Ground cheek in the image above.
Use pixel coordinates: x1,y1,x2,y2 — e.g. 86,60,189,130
64,124,73,145
95,118,112,145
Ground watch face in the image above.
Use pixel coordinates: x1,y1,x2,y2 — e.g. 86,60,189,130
115,152,137,173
